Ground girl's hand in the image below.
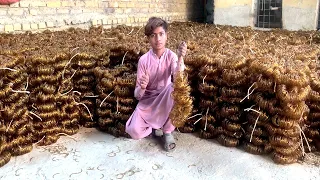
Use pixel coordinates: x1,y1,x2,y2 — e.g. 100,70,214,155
139,74,149,89
177,41,187,58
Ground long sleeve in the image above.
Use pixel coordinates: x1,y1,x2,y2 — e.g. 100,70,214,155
171,55,185,79
134,58,147,100
134,86,146,100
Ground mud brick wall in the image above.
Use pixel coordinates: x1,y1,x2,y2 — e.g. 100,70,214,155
0,0,203,33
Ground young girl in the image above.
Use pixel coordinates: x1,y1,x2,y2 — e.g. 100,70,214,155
125,17,187,151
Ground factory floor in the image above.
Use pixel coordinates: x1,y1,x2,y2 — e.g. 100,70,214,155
0,128,319,180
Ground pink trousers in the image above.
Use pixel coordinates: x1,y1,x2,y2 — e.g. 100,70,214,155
125,84,175,139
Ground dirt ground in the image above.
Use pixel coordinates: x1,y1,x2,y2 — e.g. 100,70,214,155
0,128,319,180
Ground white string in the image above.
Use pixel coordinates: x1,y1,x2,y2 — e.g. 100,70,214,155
204,107,209,131
25,77,29,90
0,67,17,71
29,111,43,121
193,117,203,125
249,113,261,143
187,113,202,120
121,51,128,65
202,75,207,84
76,102,93,121
62,53,79,79
100,91,114,107
61,88,73,96
240,88,256,103
5,119,14,132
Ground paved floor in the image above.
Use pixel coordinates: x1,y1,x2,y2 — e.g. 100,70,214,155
0,128,319,180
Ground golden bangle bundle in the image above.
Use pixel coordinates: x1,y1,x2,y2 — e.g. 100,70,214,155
269,135,299,147
264,123,300,137
115,76,136,88
274,70,309,88
245,124,268,137
253,93,280,114
2,22,320,166
224,76,248,87
57,95,80,135
198,82,218,96
244,134,267,146
189,54,212,68
274,143,300,156
246,112,269,126
198,115,216,127
210,74,225,86
217,96,243,104
220,87,246,98
217,134,239,147
222,128,243,139
177,126,194,133
28,56,64,146
0,58,35,167
184,65,194,75
98,117,114,127
60,126,80,135
76,76,95,85
114,85,133,97
200,65,219,77
199,99,217,109
221,119,241,132
170,71,193,127
96,108,112,117
272,151,302,164
218,56,248,70
221,68,248,85
110,112,130,123
280,101,309,120
198,72,217,83
307,103,320,112
220,105,241,117
304,128,320,139
199,129,216,139
243,142,271,155
308,90,320,102
0,152,11,168
309,77,320,92
253,76,275,93
271,115,298,130
276,84,310,103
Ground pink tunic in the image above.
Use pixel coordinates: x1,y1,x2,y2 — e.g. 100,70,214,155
125,48,184,139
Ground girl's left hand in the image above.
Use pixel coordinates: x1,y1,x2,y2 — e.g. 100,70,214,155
177,41,187,58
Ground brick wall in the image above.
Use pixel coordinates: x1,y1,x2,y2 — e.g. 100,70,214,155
0,0,203,33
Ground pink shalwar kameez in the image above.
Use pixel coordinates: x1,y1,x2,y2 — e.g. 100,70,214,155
125,48,184,139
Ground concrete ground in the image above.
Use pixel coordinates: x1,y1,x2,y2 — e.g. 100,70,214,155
0,128,319,180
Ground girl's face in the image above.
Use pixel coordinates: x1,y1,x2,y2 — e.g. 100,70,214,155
148,26,167,51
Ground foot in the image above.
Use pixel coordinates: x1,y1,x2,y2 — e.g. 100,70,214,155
152,129,163,137
163,133,176,152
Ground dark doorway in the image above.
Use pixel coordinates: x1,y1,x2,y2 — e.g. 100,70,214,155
204,0,214,24
256,0,282,28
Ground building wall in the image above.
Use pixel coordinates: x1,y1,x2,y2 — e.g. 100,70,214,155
0,0,203,33
214,0,253,27
282,0,318,30
214,0,319,30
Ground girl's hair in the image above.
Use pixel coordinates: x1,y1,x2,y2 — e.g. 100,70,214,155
144,17,168,36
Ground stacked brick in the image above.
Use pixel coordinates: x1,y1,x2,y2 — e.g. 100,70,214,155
0,0,193,33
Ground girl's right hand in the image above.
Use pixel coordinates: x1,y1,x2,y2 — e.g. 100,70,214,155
139,74,149,89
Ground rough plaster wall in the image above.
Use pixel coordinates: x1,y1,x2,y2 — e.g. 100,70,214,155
214,5,253,27
282,0,318,31
282,6,316,31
